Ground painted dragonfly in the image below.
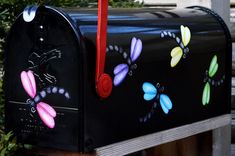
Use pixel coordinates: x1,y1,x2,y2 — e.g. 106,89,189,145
161,25,191,67
20,70,70,128
113,37,143,86
140,82,173,123
202,55,225,105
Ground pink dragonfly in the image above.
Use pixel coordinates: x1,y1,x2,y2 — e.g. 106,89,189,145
20,70,70,128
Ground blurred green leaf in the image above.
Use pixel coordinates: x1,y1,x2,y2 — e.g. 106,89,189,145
7,143,16,150
0,148,6,156
4,132,13,142
0,131,19,155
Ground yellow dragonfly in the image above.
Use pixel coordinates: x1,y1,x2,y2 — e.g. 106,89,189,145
161,25,191,67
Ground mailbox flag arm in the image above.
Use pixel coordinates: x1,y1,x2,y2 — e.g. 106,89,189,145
96,0,113,98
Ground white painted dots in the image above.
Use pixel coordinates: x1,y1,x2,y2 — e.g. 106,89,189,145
39,38,44,42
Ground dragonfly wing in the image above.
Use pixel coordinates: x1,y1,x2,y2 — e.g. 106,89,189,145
20,71,36,98
202,82,210,105
181,25,191,46
113,64,129,86
144,93,156,101
202,83,207,105
36,102,55,129
209,55,218,77
131,38,142,62
160,100,169,114
170,47,183,67
160,94,172,114
114,63,128,75
206,82,210,104
38,102,56,117
160,94,173,111
209,63,218,78
23,5,38,22
130,37,137,55
142,82,157,101
27,70,36,96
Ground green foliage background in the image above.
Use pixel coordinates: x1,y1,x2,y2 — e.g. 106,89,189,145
0,0,143,155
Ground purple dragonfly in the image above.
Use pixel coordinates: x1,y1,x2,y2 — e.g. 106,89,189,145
113,37,143,86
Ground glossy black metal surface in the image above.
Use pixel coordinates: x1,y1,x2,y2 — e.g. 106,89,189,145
5,6,231,152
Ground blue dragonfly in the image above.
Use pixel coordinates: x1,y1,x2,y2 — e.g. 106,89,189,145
140,82,173,123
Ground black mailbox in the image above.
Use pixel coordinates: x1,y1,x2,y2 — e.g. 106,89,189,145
4,4,231,152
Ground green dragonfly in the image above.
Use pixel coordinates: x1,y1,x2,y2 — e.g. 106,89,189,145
202,55,219,105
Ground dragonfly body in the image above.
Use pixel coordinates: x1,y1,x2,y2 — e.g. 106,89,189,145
27,86,70,107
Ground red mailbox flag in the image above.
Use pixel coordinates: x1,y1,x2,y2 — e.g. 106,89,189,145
96,0,113,98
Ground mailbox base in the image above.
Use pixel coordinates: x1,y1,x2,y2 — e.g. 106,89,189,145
96,114,230,156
